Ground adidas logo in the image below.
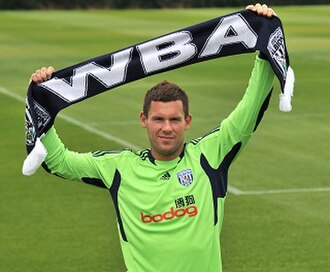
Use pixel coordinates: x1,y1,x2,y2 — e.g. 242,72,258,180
160,172,171,180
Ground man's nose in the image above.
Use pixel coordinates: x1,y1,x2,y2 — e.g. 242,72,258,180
162,120,172,132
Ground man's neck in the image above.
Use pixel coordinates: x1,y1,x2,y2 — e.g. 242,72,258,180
151,144,186,162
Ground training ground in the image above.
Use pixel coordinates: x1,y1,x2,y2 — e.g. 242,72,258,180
0,6,329,271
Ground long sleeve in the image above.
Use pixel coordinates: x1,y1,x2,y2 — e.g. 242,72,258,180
41,127,110,184
193,55,275,168
225,56,275,136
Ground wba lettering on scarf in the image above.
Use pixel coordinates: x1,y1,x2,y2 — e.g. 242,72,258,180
23,10,294,175
41,13,257,104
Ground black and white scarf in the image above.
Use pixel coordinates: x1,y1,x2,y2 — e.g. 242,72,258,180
23,9,294,175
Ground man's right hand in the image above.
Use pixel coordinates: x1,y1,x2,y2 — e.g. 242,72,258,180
30,66,55,84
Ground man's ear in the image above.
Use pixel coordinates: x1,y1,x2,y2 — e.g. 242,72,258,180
140,111,147,128
185,113,192,130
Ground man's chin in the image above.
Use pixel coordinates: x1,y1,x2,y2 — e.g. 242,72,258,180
158,146,175,155
157,145,182,158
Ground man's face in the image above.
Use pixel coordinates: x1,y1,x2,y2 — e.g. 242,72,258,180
140,100,192,161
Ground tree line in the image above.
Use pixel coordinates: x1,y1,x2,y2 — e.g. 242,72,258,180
0,0,329,9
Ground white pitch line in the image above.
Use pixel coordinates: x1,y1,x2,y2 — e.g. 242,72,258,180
232,187,330,196
227,185,245,195
0,86,26,103
3,86,328,196
0,86,141,150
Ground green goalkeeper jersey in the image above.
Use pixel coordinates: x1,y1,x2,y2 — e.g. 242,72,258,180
41,57,274,272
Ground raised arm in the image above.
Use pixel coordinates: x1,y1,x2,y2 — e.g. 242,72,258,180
30,67,114,188
194,4,277,167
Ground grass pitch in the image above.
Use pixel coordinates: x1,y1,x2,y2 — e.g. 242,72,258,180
0,6,329,272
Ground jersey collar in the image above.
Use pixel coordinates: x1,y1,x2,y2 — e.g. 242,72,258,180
141,144,186,166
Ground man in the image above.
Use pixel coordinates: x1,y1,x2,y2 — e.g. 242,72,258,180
31,4,277,272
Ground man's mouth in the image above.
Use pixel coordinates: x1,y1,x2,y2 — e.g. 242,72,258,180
159,135,175,140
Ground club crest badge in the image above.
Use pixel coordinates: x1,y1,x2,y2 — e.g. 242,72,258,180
24,98,51,146
33,100,51,131
267,27,287,79
177,169,194,187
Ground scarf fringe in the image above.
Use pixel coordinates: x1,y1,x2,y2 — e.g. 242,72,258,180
22,137,47,176
279,66,295,112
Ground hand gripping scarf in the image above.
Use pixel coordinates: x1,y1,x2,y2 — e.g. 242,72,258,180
23,9,295,175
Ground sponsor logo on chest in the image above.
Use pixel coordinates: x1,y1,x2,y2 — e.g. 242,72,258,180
141,205,198,224
140,194,197,224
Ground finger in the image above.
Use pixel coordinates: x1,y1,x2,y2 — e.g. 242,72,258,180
40,67,47,81
30,73,37,84
31,73,42,84
245,4,256,12
267,8,277,17
35,69,43,83
255,3,262,14
261,4,269,16
46,66,55,79
267,8,273,17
